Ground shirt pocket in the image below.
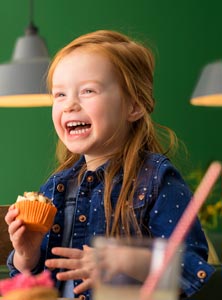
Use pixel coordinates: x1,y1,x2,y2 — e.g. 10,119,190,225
133,187,148,209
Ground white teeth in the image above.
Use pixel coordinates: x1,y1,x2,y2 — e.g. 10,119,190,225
70,128,90,135
67,121,86,127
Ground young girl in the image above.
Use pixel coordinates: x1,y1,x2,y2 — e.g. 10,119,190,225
5,30,214,299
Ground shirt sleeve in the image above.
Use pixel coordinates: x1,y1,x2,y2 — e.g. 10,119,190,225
147,158,215,298
6,249,45,277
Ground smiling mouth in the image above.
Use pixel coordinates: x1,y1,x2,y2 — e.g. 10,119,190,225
66,121,91,134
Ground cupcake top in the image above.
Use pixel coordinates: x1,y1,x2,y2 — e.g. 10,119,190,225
16,192,53,205
0,271,55,296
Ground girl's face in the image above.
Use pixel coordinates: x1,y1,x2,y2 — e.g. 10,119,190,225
52,48,132,169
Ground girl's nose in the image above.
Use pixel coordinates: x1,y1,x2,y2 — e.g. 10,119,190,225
63,99,81,113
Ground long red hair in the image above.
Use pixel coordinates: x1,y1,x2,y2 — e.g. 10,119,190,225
47,30,178,236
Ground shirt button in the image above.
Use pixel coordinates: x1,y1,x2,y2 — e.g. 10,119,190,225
87,175,94,182
79,295,86,300
57,183,65,192
51,224,61,233
79,215,87,222
197,270,207,279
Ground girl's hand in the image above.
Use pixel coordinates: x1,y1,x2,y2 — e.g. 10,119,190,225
45,245,96,294
5,205,44,270
97,245,151,282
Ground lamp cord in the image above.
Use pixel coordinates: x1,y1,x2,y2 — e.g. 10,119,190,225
25,0,38,35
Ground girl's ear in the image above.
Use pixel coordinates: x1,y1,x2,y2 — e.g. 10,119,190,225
127,102,144,122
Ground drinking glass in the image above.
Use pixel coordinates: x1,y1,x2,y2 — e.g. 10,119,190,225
92,237,182,300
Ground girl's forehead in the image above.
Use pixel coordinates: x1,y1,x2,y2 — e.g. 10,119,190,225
56,48,112,70
65,46,107,60
54,49,116,77
52,48,121,88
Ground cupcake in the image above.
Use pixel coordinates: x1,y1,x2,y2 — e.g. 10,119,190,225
0,270,58,300
15,191,57,232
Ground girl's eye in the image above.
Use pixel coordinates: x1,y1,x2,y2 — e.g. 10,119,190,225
84,89,93,94
81,88,95,95
53,92,65,98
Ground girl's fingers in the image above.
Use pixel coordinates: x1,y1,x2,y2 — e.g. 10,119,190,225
74,278,93,294
56,268,89,281
46,246,94,292
10,225,26,242
8,219,24,236
5,208,19,225
45,258,82,270
8,204,15,210
51,247,83,259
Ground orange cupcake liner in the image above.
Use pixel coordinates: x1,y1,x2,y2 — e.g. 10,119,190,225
15,201,57,233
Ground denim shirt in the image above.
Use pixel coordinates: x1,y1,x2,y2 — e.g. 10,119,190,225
7,153,215,299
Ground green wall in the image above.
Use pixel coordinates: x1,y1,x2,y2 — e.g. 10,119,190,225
0,0,221,204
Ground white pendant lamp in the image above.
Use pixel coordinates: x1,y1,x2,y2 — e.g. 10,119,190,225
0,1,52,107
190,60,222,107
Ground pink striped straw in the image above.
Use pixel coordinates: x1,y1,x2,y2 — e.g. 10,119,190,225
140,161,222,300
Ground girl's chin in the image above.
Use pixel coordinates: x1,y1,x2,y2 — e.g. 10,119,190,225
66,144,92,155
66,147,84,154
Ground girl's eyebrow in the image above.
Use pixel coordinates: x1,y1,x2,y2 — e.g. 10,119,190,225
52,84,64,89
52,80,103,90
78,80,102,86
